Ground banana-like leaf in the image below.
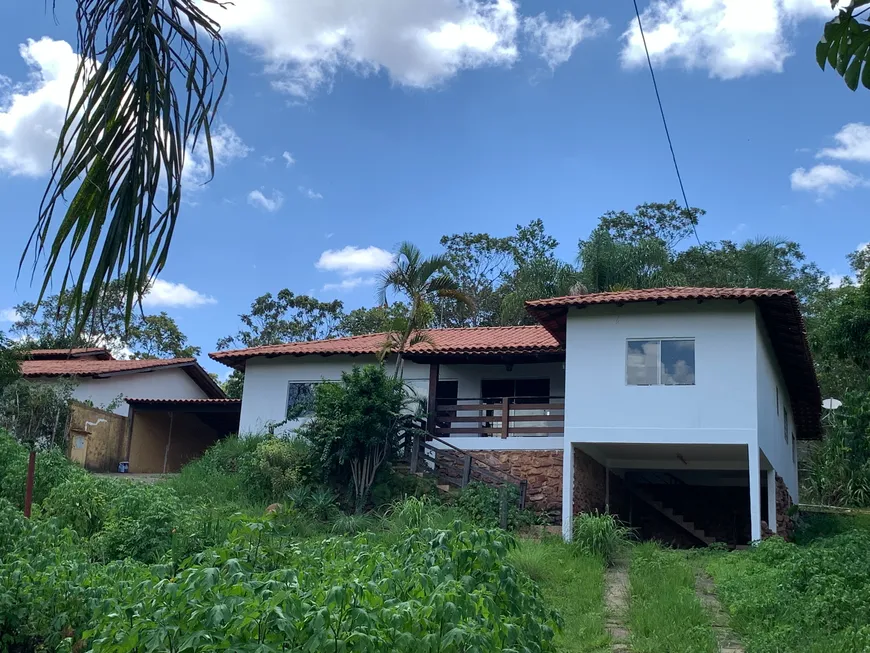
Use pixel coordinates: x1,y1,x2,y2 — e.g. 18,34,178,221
818,9,870,91
21,0,229,335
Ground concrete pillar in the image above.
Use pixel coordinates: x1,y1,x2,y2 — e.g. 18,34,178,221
767,468,777,534
749,445,762,542
562,443,574,541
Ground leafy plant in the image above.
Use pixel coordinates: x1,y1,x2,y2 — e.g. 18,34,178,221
457,481,538,531
300,364,426,512
307,486,338,522
572,513,633,566
817,7,870,92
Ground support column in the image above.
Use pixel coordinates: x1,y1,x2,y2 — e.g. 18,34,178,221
767,468,777,534
562,443,575,541
749,444,762,542
426,363,439,436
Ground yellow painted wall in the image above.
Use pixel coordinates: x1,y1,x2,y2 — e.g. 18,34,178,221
67,402,127,472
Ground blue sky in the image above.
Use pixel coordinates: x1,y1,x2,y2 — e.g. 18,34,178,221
0,0,867,377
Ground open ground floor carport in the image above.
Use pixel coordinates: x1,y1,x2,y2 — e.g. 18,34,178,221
562,442,793,547
124,398,241,474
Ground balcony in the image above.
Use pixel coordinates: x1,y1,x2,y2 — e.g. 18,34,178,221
431,396,565,438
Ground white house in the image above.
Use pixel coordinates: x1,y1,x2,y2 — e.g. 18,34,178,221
210,287,821,546
21,348,226,415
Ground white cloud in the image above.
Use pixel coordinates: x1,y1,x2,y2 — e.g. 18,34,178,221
0,308,20,322
283,151,295,166
247,188,284,212
620,0,833,79
182,123,252,187
828,272,850,288
322,276,376,292
0,38,81,176
790,164,866,194
316,245,394,275
262,155,276,164
817,123,870,162
298,185,323,200
142,279,216,308
524,14,609,69
205,0,604,97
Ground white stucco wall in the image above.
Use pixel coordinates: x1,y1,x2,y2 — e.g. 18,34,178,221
755,308,799,499
237,354,565,437
68,368,208,416
563,302,759,449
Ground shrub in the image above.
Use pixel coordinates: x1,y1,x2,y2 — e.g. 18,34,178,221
709,530,870,652
457,481,538,531
42,474,119,537
0,433,86,509
299,364,426,512
572,512,632,565
170,434,311,507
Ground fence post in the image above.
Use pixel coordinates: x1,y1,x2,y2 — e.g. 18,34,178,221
461,454,472,487
501,396,510,439
499,485,509,530
519,480,528,510
409,432,420,473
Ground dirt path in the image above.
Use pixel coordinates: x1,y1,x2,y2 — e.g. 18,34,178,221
604,562,631,652
695,572,745,653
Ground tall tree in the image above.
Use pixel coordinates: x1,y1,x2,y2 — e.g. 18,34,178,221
377,242,471,376
577,228,675,293
11,282,199,359
24,0,229,336
217,290,345,350
817,4,870,92
597,201,704,251
500,258,581,325
338,302,410,337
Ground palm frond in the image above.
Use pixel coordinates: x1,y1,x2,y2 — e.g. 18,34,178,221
22,0,229,335
434,286,474,309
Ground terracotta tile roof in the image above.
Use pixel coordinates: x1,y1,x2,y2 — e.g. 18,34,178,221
125,398,241,406
27,348,114,360
22,357,197,377
209,326,561,369
21,357,227,400
526,287,822,440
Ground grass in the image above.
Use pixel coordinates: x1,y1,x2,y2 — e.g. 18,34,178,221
628,542,718,653
509,537,610,652
707,514,870,653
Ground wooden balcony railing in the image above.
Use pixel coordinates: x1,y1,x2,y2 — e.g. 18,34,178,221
433,396,565,438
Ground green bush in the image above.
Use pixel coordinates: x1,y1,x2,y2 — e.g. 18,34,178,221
572,512,633,566
457,481,538,531
42,474,120,537
0,432,86,509
709,531,870,652
170,434,312,507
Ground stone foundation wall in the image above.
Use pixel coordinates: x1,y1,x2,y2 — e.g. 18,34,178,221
775,474,795,540
573,449,607,514
469,449,563,513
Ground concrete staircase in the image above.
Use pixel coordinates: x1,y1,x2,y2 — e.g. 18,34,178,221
629,485,715,545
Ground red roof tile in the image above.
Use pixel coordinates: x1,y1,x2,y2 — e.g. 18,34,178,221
526,287,821,440
125,398,241,406
21,357,227,400
22,357,197,377
209,326,561,368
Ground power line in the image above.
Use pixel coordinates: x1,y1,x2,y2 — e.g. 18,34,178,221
631,0,703,248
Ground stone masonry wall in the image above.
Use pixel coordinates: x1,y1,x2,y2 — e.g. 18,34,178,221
470,449,563,514
573,449,607,514
468,448,610,520
775,473,795,540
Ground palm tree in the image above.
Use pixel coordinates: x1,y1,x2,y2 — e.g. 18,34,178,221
377,242,471,377
577,229,676,293
22,0,228,334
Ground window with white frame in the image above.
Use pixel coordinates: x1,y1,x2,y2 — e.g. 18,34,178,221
626,339,695,386
286,382,317,419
